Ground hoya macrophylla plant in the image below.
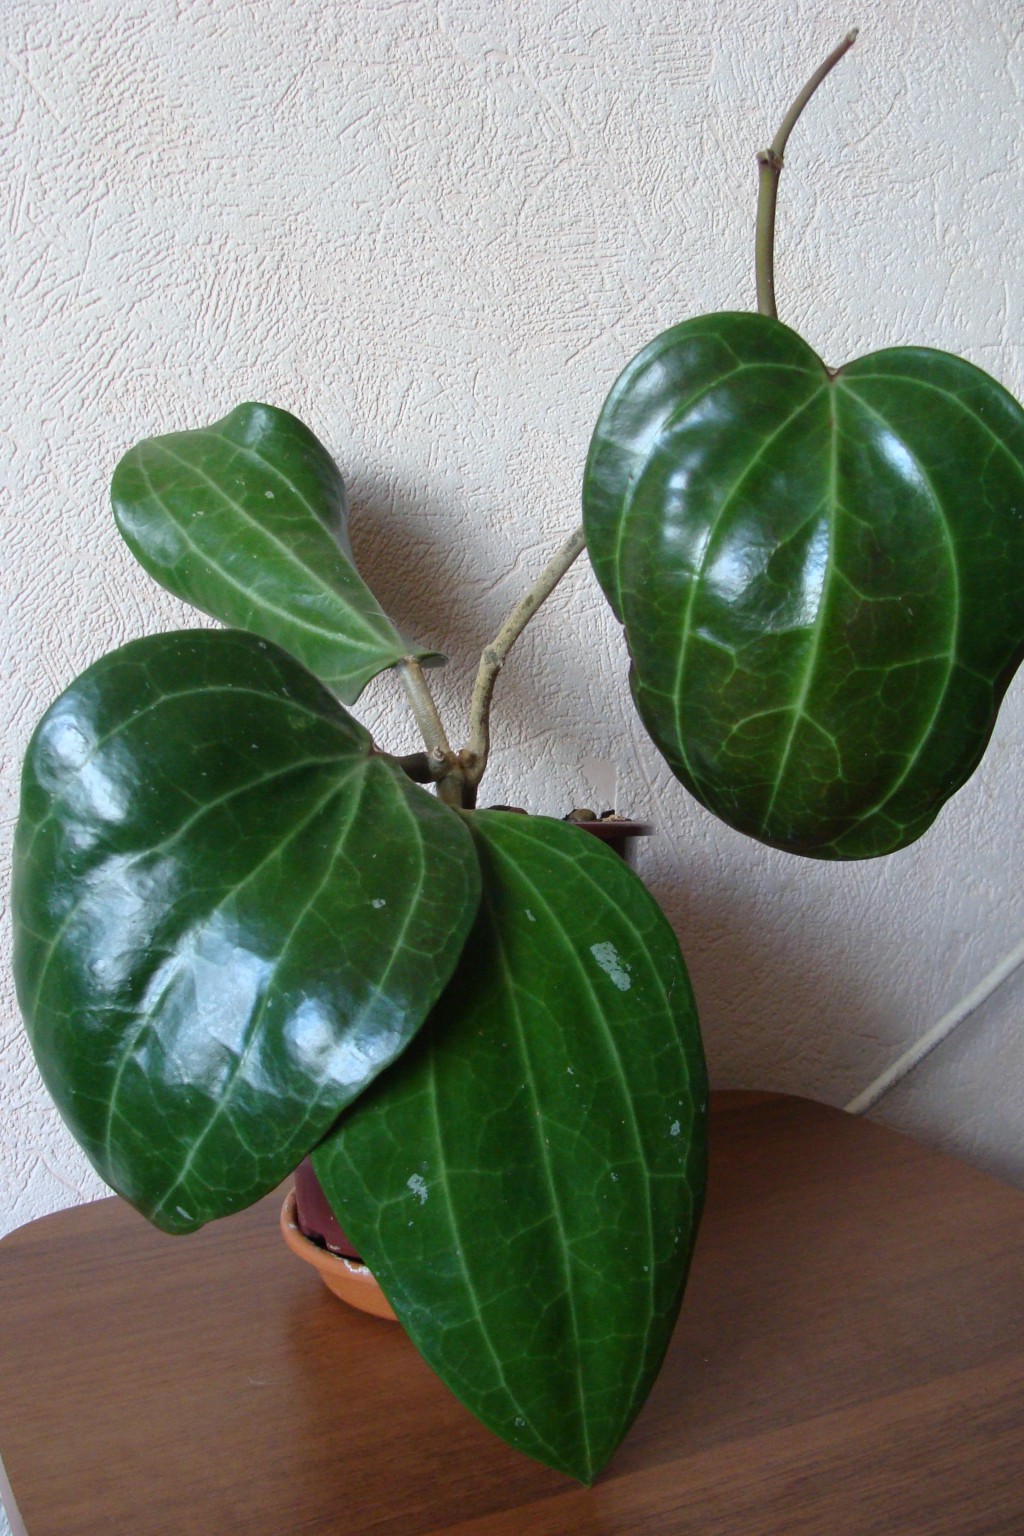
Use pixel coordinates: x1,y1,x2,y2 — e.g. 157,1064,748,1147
11,27,1023,1485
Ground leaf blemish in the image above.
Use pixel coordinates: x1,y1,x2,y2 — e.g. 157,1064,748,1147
371,898,386,909
407,1174,428,1204
670,1120,681,1137
590,940,632,991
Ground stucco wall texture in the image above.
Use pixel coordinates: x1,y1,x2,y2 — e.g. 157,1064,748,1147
3,0,1024,1242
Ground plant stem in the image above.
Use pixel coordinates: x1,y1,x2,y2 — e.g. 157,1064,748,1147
391,750,443,784
755,27,859,319
462,525,587,802
396,657,451,757
395,657,466,805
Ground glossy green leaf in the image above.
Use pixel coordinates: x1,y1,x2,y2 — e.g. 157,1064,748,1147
112,402,443,703
584,312,1024,858
12,630,480,1234
314,811,706,1484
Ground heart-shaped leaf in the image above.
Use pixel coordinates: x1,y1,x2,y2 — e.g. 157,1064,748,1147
314,811,706,1484
12,630,480,1234
584,312,1024,858
112,402,443,703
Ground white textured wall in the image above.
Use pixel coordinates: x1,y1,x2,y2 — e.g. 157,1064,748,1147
3,0,1024,1242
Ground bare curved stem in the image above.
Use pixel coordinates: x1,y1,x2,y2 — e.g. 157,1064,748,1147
396,657,452,758
755,27,859,319
392,524,586,809
463,525,586,801
395,657,466,805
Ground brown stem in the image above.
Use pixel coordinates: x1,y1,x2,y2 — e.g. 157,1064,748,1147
463,525,587,797
755,28,859,319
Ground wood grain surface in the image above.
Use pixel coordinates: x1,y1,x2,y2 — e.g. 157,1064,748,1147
1,1092,1022,1535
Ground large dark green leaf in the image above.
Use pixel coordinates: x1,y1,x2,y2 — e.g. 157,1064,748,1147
112,403,442,703
584,311,1024,858
314,811,706,1484
12,630,479,1234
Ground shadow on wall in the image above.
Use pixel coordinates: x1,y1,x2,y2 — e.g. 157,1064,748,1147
347,481,491,672
642,856,899,1105
346,478,605,777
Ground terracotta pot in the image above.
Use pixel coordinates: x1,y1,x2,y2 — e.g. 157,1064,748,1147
280,1189,397,1321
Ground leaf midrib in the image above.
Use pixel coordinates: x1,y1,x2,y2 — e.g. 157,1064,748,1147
420,1047,563,1466
96,767,358,1180
485,823,670,1450
489,903,594,1475
140,443,398,662
654,383,827,803
760,398,840,825
147,763,374,1223
604,347,819,615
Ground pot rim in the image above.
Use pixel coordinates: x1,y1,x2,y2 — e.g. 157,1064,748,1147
280,1188,398,1321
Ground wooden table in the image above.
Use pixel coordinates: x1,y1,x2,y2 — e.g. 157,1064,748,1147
1,1092,1022,1535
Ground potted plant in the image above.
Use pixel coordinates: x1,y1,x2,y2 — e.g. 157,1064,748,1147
10,30,1024,1485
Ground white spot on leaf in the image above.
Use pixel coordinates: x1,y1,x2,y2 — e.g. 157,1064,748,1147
407,1174,428,1204
371,898,386,909
670,1120,681,1137
590,941,632,991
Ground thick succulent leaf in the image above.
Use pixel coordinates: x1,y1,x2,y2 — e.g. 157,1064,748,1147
314,811,706,1484
11,630,480,1234
584,311,1024,858
111,402,443,703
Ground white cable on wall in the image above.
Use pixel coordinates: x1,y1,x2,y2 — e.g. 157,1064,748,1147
845,932,1024,1115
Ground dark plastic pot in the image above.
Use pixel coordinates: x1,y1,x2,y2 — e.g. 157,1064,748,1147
566,816,652,864
293,1155,360,1258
